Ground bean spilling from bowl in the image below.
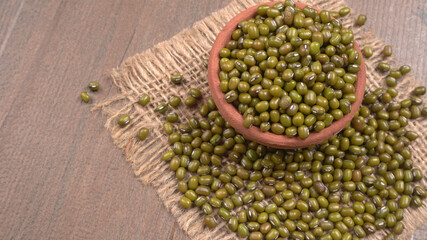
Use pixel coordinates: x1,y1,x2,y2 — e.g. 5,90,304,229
218,2,362,139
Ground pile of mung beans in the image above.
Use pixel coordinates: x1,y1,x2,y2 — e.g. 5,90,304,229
218,1,362,139
160,80,426,240
82,1,427,240
157,3,426,240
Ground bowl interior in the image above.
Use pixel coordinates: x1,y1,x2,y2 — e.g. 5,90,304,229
207,1,366,149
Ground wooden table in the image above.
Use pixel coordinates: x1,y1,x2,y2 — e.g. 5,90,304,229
1,0,426,239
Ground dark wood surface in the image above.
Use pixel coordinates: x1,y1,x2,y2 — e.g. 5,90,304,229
1,0,426,239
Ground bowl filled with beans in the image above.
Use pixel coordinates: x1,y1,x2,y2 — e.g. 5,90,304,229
208,1,366,149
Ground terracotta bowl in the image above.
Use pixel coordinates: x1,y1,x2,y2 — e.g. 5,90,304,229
207,1,366,149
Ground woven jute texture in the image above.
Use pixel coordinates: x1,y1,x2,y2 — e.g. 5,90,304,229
94,0,427,239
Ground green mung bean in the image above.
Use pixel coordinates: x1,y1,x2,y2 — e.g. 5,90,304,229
377,62,391,72
80,92,90,103
88,81,100,91
139,94,150,106
356,14,366,26
170,74,183,84
137,127,149,140
117,114,130,127
339,7,351,16
383,45,393,57
168,96,181,107
166,113,179,123
362,46,373,58
413,86,426,96
156,103,168,114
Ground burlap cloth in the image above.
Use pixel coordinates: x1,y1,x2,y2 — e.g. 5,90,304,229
94,0,427,239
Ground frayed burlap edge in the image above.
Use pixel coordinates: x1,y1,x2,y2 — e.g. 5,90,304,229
93,0,427,239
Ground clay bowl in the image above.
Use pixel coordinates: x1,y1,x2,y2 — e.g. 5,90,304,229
207,1,366,149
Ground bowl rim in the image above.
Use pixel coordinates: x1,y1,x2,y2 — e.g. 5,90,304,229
207,1,366,149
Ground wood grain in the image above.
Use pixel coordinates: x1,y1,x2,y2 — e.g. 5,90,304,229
0,0,425,239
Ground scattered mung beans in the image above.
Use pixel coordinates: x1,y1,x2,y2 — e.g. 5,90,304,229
159,21,427,236
164,78,426,239
99,4,427,240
